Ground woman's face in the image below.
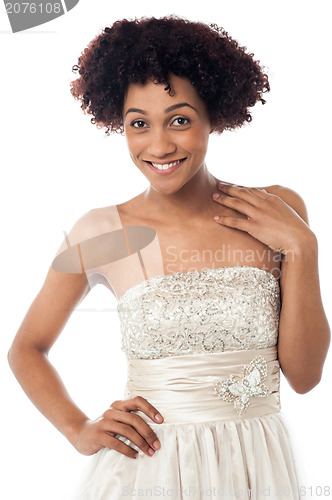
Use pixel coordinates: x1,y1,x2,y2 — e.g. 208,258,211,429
122,74,214,194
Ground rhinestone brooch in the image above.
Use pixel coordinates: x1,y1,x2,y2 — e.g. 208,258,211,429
212,354,272,415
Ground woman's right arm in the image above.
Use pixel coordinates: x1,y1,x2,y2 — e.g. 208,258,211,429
7,265,92,448
7,255,163,459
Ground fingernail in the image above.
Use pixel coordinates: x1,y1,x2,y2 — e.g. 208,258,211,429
155,413,163,422
212,193,220,199
214,215,220,221
152,440,160,450
148,447,155,455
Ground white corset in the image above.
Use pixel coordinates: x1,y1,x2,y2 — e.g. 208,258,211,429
117,265,280,360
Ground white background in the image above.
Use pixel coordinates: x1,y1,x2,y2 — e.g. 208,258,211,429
1,0,331,498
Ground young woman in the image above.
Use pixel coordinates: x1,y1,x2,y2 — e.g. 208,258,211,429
8,15,330,499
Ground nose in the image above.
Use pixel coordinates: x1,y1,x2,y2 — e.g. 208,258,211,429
145,128,176,158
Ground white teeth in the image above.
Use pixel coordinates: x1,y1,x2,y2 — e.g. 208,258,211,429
151,159,183,170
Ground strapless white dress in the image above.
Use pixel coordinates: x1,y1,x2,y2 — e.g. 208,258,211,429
69,266,306,499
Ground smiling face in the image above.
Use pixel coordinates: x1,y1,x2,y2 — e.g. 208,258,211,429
123,74,214,195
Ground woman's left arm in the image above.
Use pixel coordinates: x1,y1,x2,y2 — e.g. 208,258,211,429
213,182,331,394
267,185,330,394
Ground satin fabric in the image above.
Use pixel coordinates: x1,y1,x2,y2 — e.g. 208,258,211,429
70,347,306,499
125,346,280,425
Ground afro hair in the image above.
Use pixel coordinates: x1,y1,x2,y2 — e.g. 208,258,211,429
70,15,270,136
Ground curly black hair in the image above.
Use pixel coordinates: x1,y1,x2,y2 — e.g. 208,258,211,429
70,15,270,136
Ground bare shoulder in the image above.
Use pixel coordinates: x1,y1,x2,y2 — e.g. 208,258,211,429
258,184,310,226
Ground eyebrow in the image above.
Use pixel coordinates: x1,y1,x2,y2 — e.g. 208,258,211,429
124,102,198,117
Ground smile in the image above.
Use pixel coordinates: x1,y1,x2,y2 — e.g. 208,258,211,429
146,158,186,174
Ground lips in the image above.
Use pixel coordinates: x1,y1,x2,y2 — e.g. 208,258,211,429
146,157,186,166
146,158,187,175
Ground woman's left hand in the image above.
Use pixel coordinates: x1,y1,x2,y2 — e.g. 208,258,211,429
212,182,314,255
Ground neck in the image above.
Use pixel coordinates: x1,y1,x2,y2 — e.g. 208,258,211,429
142,163,220,223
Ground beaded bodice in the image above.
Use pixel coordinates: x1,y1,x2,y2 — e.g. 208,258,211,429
117,266,280,360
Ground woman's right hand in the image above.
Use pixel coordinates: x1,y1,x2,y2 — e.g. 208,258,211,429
71,396,164,459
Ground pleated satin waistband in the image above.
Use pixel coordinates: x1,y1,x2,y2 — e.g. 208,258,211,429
123,346,280,425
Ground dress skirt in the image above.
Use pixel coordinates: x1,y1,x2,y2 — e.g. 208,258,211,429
70,346,306,499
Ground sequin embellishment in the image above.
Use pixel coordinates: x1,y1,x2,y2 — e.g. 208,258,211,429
212,354,272,415
118,266,280,360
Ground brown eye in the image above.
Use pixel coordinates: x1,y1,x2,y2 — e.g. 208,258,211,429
131,120,147,128
173,117,190,126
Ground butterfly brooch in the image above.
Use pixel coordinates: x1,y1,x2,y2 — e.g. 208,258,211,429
212,355,272,415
